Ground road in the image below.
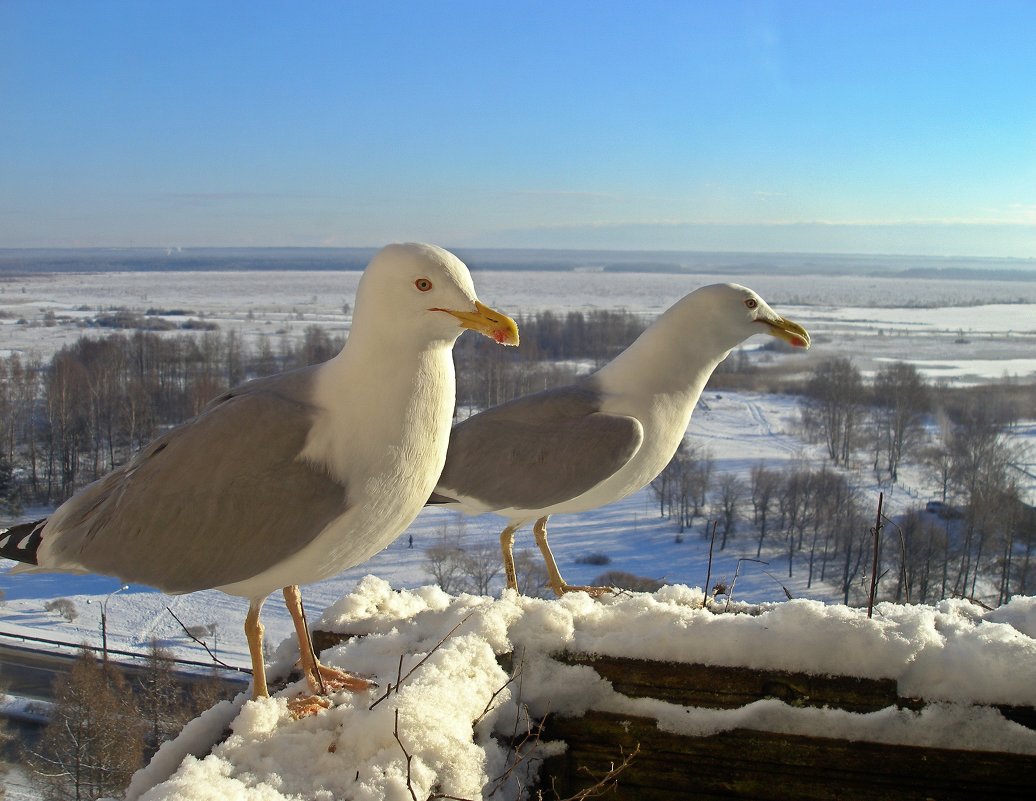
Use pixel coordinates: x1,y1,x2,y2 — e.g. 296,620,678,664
0,640,249,716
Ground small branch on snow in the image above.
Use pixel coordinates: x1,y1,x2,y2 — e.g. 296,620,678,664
370,610,477,710
474,647,524,728
723,558,768,612
393,709,419,801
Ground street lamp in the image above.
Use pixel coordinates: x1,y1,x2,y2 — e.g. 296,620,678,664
99,584,129,666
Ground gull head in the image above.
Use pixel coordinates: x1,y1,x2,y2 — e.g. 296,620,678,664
355,243,519,347
690,283,810,350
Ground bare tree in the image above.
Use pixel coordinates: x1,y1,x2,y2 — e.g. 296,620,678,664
871,361,929,482
942,391,1020,600
423,520,481,595
836,501,871,605
922,441,954,504
775,468,814,578
805,468,845,589
255,335,279,377
650,443,714,531
26,650,144,801
185,668,235,718
0,452,19,516
457,540,503,596
750,462,780,557
713,473,744,549
800,357,865,467
135,641,187,757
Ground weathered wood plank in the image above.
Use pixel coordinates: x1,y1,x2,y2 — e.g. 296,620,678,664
555,652,922,713
541,710,1036,801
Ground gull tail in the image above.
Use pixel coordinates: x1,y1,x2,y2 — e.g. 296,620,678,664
0,519,47,565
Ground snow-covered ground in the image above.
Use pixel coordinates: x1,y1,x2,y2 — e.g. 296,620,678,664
3,268,1036,383
3,266,1036,799
1,392,841,674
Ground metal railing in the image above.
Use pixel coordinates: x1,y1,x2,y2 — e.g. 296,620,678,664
0,627,252,676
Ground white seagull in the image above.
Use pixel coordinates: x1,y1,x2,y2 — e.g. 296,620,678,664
429,283,808,596
0,243,519,711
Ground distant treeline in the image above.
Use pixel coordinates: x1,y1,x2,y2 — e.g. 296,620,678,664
0,247,375,274
0,308,660,507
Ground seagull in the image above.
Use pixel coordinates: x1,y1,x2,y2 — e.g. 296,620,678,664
429,283,808,596
0,243,518,710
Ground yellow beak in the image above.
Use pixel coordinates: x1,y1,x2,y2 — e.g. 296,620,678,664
436,300,520,346
762,315,810,349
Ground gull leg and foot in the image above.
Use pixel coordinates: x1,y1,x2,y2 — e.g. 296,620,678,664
500,523,520,592
282,584,373,717
245,598,270,700
533,517,616,598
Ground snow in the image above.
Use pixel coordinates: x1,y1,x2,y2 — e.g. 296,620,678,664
122,577,1036,801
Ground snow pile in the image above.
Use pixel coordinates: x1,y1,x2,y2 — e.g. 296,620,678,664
130,578,1036,800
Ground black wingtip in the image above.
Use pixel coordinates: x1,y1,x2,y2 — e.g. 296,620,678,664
425,492,458,506
0,518,47,565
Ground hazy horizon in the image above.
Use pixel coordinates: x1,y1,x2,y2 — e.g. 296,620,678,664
1,244,1034,280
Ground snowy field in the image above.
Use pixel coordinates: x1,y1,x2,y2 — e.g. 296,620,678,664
2,265,1036,799
0,391,838,675
1,265,1035,670
3,267,1036,383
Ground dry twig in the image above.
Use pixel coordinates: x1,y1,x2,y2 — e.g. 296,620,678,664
166,606,240,670
393,709,419,801
370,610,476,710
723,558,768,611
474,648,523,728
703,520,718,607
867,492,885,618
568,743,640,800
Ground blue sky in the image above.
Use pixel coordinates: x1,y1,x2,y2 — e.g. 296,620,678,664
1,0,1034,257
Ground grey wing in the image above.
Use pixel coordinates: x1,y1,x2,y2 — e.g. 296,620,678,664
42,371,346,593
435,384,643,511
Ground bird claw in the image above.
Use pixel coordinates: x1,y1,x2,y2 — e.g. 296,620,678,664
306,662,377,695
285,664,375,719
287,693,333,719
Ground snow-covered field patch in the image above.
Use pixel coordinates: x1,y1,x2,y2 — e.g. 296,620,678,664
4,268,1036,383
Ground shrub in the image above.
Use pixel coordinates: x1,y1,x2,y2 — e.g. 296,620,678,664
43,597,78,622
575,552,611,566
592,571,664,593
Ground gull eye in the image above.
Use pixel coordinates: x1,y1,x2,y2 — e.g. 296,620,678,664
744,298,758,310
415,278,433,292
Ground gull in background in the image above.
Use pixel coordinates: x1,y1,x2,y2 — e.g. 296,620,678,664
429,283,808,596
